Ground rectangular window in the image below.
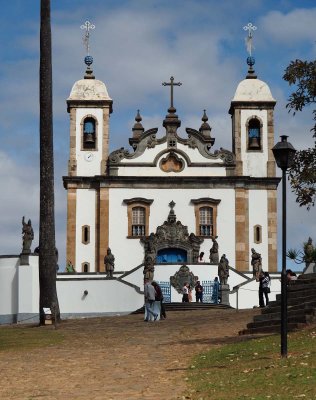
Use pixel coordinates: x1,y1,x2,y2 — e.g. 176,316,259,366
199,207,213,236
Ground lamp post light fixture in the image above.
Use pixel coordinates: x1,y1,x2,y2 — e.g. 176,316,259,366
272,135,296,358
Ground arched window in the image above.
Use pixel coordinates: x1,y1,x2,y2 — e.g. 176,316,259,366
254,225,262,244
132,207,146,237
248,118,261,150
199,207,213,236
82,262,90,273
83,117,96,149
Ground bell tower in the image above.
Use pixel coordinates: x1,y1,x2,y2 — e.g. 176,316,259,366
64,21,113,272
229,23,278,273
229,23,276,178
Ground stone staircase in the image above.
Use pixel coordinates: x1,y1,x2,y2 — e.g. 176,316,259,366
239,273,316,335
132,301,231,315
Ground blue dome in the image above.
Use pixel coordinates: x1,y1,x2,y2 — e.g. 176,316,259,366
84,55,93,66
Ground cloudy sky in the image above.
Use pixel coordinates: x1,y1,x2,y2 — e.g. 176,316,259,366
0,0,315,271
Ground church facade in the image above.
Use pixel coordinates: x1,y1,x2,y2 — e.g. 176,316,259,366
63,61,280,277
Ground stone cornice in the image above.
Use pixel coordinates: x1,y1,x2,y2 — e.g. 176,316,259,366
63,175,281,190
229,100,276,115
67,99,113,114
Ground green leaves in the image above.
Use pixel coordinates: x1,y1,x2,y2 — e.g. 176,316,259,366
283,58,316,208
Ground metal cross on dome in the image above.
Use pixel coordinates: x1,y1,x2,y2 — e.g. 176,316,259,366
162,77,182,109
81,20,95,55
243,22,257,56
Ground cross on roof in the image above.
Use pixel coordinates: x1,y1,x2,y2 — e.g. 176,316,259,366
162,77,182,109
80,20,95,55
243,22,257,56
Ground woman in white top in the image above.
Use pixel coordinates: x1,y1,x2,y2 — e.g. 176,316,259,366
182,283,189,302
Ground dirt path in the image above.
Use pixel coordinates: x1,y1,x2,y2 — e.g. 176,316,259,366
0,308,260,400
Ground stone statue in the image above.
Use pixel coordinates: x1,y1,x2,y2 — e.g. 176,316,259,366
209,236,219,264
251,248,262,281
104,248,115,278
22,216,34,253
218,254,229,285
143,255,155,281
66,260,76,273
304,237,314,267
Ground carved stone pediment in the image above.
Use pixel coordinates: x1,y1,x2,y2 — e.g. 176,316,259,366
170,265,198,294
141,201,203,263
160,151,184,173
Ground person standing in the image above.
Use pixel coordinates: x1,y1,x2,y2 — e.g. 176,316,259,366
195,281,203,302
262,271,271,306
182,282,189,302
258,271,270,308
152,281,166,319
144,279,158,321
212,277,220,304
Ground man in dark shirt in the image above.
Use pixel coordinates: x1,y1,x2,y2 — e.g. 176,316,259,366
195,281,203,303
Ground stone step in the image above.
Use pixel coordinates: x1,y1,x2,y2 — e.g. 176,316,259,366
287,283,316,293
239,322,306,336
254,306,316,323
275,289,316,303
262,300,316,315
298,273,316,281
248,313,315,329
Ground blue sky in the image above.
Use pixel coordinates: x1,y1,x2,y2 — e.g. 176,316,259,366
0,0,315,271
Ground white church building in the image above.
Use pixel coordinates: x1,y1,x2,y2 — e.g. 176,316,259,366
0,43,283,324
64,55,279,276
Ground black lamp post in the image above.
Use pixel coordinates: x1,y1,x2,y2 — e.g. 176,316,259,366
272,135,296,358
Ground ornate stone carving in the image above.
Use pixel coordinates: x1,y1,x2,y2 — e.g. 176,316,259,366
251,248,262,281
141,201,203,263
170,265,198,294
160,152,184,173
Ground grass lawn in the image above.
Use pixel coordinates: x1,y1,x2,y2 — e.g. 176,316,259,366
0,325,64,352
187,327,316,400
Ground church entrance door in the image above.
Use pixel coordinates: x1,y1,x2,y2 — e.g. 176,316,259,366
157,248,187,263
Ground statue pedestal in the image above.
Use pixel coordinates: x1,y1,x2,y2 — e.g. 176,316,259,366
20,251,31,266
220,284,230,306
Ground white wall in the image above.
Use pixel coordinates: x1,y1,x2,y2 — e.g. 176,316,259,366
248,190,269,273
0,257,19,318
109,188,236,270
57,279,144,315
0,256,282,324
76,189,96,272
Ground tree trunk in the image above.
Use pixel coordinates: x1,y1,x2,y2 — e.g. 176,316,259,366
39,0,60,325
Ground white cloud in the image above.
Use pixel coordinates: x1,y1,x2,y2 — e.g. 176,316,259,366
260,8,316,46
0,1,315,271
